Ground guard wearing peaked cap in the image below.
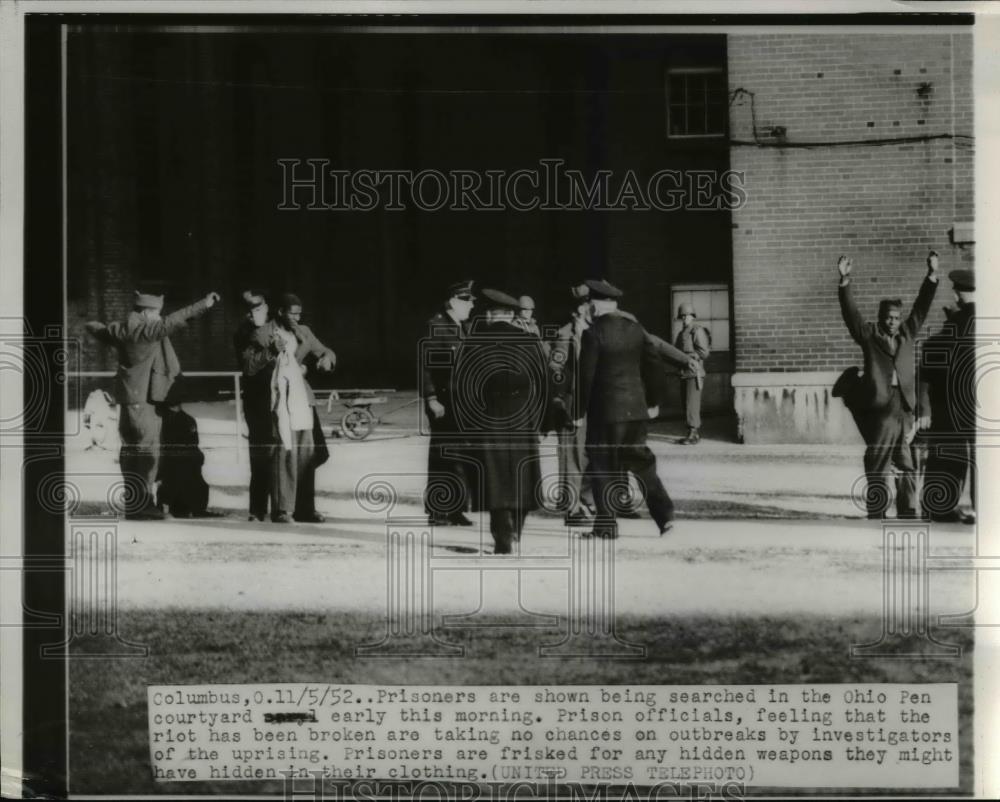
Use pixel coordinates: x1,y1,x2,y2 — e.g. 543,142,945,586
576,278,695,539
85,288,221,519
917,264,977,523
457,288,548,554
421,280,476,526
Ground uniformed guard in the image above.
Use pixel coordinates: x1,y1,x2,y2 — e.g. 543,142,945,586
576,279,692,539
514,295,542,338
917,267,976,523
673,302,711,445
85,289,220,519
459,288,548,554
421,280,476,526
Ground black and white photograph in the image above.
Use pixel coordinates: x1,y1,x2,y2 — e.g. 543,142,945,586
2,2,999,800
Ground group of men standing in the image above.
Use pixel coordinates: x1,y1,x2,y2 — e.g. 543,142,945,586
420,278,700,553
85,251,975,534
233,292,336,523
837,250,977,523
86,288,336,522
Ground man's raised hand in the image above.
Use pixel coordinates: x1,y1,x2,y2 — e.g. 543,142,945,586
837,255,853,278
927,250,940,277
205,291,221,308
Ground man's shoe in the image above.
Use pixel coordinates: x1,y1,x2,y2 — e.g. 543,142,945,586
929,509,976,525
680,429,701,445
125,508,165,521
659,521,674,536
272,512,292,523
448,513,474,526
564,510,592,526
294,512,326,524
427,514,450,527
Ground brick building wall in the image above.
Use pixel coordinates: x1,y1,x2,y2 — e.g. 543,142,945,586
68,31,733,416
727,32,974,442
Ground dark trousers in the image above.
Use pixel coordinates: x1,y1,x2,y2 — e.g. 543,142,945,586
859,388,916,518
244,407,273,520
118,402,162,514
681,378,702,430
489,508,528,555
424,404,471,518
587,420,674,538
921,434,976,517
271,428,316,519
556,419,593,513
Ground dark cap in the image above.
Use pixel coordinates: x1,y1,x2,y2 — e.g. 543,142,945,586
134,291,164,310
948,269,975,292
584,279,623,300
242,290,266,309
278,293,303,309
480,288,520,310
447,279,475,299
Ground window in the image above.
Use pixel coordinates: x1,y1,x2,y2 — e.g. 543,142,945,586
666,68,727,138
671,284,730,352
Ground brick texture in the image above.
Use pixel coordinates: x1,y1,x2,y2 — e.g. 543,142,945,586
728,33,974,373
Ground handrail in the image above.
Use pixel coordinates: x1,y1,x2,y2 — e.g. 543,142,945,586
71,370,245,455
70,372,401,453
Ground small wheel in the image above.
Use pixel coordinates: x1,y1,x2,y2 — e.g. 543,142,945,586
341,408,375,440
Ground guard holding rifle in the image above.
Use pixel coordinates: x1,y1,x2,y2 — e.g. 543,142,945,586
673,302,710,445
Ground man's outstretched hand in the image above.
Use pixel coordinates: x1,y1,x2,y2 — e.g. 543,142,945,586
837,255,853,279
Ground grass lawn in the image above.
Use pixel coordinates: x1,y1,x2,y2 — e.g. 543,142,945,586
70,611,974,796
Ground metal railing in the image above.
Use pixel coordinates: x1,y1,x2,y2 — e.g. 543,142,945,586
73,370,246,452
71,372,401,451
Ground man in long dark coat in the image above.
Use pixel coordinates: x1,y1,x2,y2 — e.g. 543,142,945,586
575,279,694,540
234,291,274,521
457,289,548,555
917,267,976,523
85,289,219,519
838,251,939,519
421,280,476,526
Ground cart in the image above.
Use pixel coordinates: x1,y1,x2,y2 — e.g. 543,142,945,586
321,388,397,440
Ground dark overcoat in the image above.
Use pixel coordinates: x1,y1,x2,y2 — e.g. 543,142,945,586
578,311,681,424
918,302,976,434
458,320,547,511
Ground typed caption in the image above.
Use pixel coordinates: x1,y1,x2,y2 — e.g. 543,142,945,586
147,684,958,788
